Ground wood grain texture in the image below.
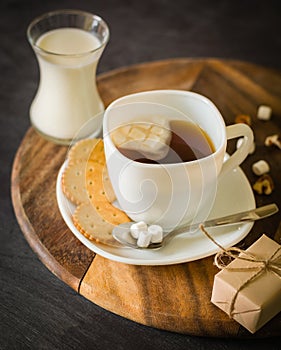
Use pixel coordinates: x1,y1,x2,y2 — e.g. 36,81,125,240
11,58,281,337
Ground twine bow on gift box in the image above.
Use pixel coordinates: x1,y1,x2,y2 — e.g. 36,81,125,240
200,225,281,317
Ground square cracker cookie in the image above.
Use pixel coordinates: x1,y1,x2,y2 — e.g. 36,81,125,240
63,138,131,243
62,160,116,205
67,138,104,164
73,202,117,245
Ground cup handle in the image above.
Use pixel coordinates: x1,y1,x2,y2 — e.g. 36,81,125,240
219,123,254,179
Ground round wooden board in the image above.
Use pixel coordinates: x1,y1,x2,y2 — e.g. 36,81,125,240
11,59,281,337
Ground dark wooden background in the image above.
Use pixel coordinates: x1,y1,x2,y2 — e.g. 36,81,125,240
1,0,281,349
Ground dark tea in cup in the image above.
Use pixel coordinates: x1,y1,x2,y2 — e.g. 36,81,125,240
114,119,215,164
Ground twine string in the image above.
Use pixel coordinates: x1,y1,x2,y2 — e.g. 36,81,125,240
199,224,281,317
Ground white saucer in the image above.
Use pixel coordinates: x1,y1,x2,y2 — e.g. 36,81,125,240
56,163,255,266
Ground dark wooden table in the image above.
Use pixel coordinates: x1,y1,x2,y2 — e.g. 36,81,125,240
2,0,281,349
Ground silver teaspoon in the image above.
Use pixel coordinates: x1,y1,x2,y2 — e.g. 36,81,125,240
112,204,279,249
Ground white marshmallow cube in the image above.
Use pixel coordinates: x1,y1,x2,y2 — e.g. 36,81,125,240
252,160,270,176
110,117,172,161
148,225,163,243
257,105,272,121
130,221,148,239
137,231,152,248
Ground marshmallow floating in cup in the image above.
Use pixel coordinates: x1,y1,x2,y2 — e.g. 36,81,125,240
110,116,172,161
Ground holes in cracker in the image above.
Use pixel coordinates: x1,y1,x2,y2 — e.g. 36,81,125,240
69,139,129,240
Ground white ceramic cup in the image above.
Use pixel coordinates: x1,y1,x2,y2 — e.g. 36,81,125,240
103,90,254,231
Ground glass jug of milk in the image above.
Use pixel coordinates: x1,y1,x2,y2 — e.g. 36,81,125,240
27,10,109,145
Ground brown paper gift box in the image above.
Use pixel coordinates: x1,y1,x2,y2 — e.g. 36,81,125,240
211,234,281,333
